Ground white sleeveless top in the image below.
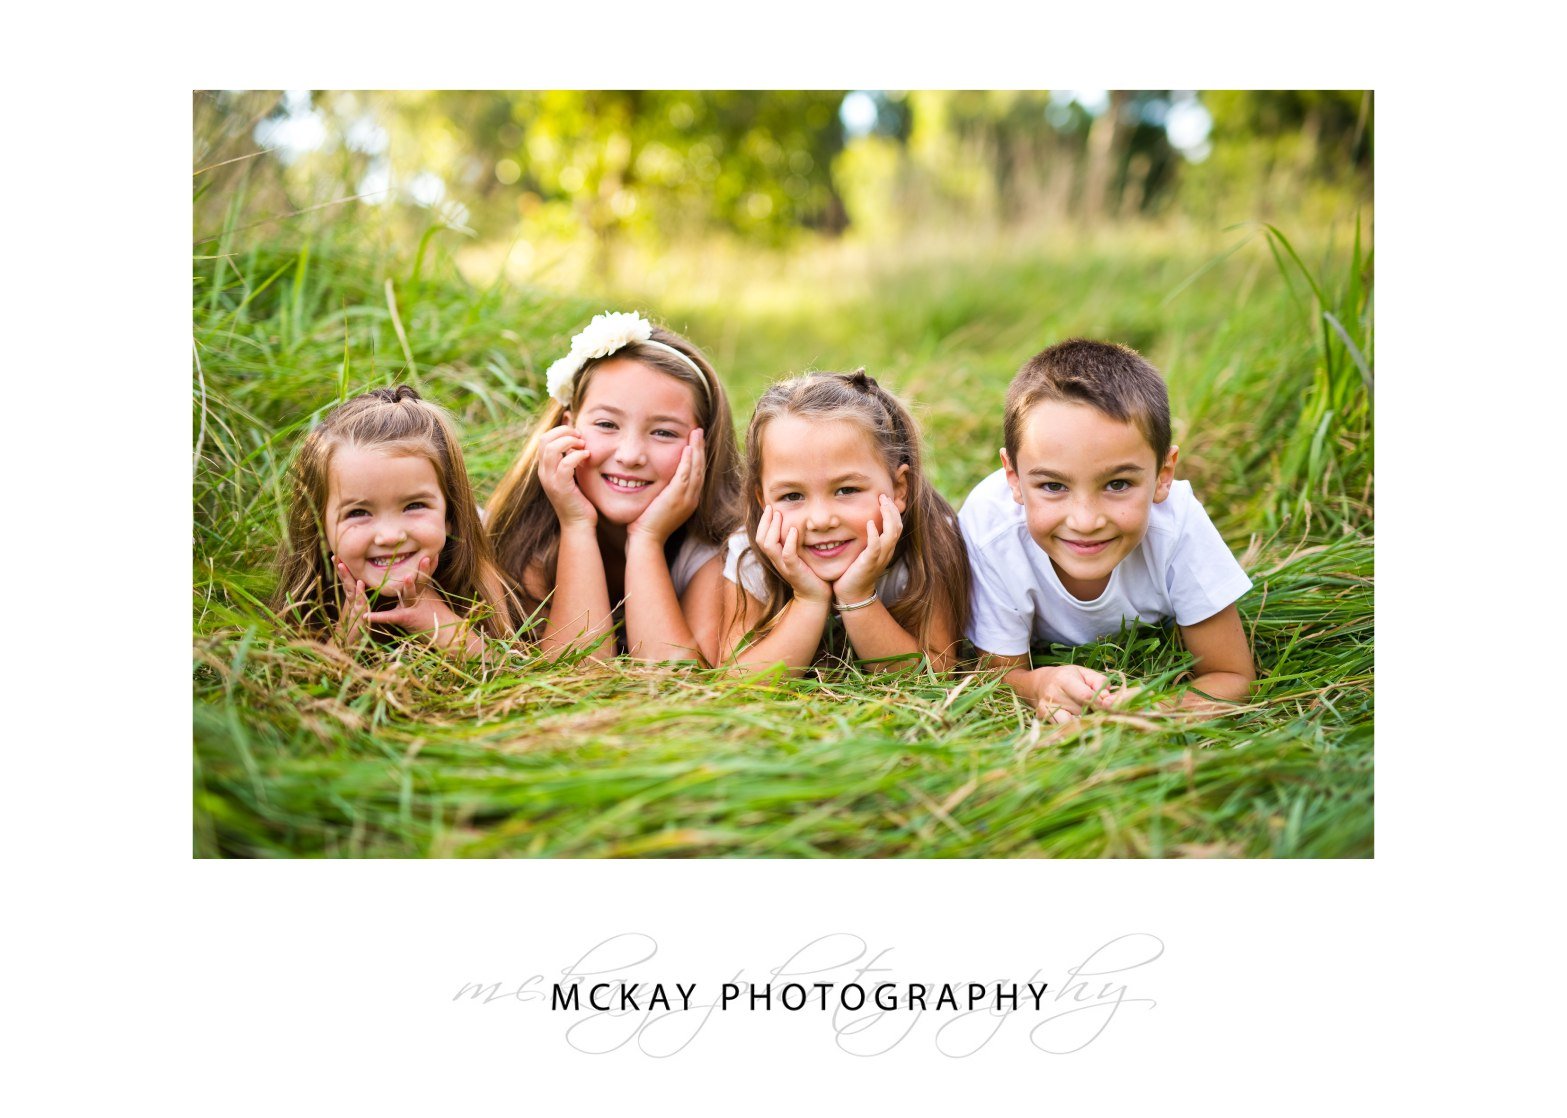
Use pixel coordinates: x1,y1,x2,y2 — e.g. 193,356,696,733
670,533,723,597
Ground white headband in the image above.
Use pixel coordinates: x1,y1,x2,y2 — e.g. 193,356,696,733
545,311,708,407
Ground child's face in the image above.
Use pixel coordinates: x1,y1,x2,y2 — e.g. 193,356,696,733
1002,400,1177,600
325,447,448,591
758,414,909,584
569,357,701,527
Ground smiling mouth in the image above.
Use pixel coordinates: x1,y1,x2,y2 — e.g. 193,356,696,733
806,540,851,557
603,474,653,492
1059,538,1113,555
368,552,414,568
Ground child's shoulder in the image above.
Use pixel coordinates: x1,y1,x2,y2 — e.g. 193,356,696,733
1142,479,1252,621
1143,480,1236,576
721,528,767,600
1148,479,1200,531
1139,479,1201,555
957,468,1026,544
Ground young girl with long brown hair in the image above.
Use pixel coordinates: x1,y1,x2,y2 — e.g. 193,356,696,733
486,312,742,663
274,386,515,655
717,370,970,672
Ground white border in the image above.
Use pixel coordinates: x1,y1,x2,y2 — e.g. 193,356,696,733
14,4,1561,1110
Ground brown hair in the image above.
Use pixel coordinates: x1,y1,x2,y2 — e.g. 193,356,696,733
739,370,970,658
273,385,517,638
1004,339,1172,465
486,322,742,620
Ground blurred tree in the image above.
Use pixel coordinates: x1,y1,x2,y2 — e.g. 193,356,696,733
1080,90,1129,221
856,90,1183,228
374,90,852,272
195,90,850,266
1204,90,1372,170
1178,90,1372,223
193,90,1371,267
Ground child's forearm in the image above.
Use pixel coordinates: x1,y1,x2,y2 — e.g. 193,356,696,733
1185,670,1253,705
1177,606,1254,708
1000,665,1045,705
539,523,615,658
725,596,830,675
970,648,1039,702
385,595,489,660
622,535,706,664
437,609,489,659
433,618,488,659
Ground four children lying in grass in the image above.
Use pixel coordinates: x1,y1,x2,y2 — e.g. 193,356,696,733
273,312,1255,720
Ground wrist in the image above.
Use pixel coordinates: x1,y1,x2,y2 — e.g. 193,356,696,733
559,520,599,543
833,590,879,613
832,580,875,605
550,496,596,528
625,523,672,547
795,584,832,605
1002,664,1045,700
417,600,462,637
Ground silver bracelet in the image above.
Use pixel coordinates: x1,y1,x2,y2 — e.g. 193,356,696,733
835,592,878,613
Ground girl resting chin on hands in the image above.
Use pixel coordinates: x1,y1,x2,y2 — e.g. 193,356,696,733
717,370,970,674
486,313,742,664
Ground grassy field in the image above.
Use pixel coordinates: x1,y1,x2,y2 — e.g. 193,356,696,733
193,212,1373,858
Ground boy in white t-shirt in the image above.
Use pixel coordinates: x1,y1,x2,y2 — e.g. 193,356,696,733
960,339,1255,722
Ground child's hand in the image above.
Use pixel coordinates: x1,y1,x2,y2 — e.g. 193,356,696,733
757,503,832,603
834,493,901,605
332,554,372,648
627,428,704,545
363,555,469,648
1104,683,1145,710
538,424,597,528
1029,664,1130,724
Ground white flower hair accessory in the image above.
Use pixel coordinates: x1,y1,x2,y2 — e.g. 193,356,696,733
544,310,709,407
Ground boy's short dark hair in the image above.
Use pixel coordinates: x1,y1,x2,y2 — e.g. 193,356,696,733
1004,338,1172,465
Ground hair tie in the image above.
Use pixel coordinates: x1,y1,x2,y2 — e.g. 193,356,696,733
854,369,913,464
367,385,422,405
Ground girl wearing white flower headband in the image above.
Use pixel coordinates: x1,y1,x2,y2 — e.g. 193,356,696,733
717,370,971,673
487,312,742,662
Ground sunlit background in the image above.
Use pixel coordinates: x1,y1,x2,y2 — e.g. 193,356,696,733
194,90,1371,292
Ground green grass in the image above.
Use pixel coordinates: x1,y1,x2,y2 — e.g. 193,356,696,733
193,212,1373,858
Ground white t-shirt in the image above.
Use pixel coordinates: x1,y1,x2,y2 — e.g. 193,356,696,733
670,533,723,597
959,469,1252,654
721,529,909,605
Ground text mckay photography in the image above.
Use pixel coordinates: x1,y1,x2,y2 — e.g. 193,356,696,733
452,931,1162,1057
